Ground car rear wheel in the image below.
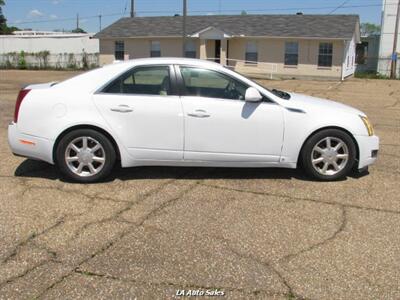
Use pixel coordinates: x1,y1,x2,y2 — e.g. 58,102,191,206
56,129,116,183
301,129,356,181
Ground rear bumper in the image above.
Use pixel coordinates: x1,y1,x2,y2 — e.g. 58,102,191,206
354,134,379,169
8,122,55,164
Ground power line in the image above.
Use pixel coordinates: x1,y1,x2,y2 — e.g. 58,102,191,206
9,12,128,25
328,0,352,14
8,3,398,26
124,1,128,14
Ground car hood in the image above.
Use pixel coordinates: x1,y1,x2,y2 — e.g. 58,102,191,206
283,92,365,116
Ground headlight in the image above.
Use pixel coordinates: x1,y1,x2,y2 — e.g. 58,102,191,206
360,115,374,136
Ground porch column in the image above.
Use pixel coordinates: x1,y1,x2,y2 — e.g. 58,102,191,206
220,39,227,65
199,39,207,59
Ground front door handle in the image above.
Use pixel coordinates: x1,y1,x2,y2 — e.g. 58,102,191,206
187,109,210,118
110,104,133,113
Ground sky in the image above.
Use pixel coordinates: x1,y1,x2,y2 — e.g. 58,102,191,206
3,0,385,33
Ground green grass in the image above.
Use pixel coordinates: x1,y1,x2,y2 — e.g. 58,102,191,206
354,71,398,80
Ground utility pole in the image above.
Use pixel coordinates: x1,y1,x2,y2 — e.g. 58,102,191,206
76,13,79,30
130,0,135,17
182,0,187,57
390,0,400,79
99,15,102,32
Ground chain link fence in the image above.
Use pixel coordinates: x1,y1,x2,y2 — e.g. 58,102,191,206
356,55,400,78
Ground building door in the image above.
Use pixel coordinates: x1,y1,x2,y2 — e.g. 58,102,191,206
214,40,221,63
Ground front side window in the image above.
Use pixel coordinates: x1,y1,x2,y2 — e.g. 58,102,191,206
284,42,298,66
318,42,333,67
103,66,171,95
115,41,124,60
150,41,161,57
180,66,248,100
245,41,258,64
185,40,197,58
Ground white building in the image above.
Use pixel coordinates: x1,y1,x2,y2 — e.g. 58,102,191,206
378,0,400,76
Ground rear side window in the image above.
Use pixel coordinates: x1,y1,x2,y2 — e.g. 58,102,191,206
103,66,171,95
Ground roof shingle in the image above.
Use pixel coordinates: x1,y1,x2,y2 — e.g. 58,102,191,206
94,14,359,40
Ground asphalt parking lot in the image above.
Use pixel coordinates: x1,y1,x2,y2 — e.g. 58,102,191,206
0,70,399,300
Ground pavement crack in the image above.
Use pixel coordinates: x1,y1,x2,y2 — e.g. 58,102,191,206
64,177,190,243
2,218,64,264
34,171,196,298
0,260,50,288
210,235,306,300
279,206,347,262
199,183,400,215
31,241,58,259
135,181,200,227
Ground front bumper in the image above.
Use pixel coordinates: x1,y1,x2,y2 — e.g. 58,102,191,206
8,122,55,164
354,134,379,169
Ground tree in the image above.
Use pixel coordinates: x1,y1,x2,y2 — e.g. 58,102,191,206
360,23,381,36
240,10,247,16
0,0,8,34
72,27,87,33
0,0,20,34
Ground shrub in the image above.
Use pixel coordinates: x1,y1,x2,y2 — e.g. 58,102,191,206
354,71,398,80
18,51,27,69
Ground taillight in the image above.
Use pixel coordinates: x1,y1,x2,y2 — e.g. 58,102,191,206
14,89,31,123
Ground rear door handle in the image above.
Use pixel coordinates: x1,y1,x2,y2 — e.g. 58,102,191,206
187,109,210,118
110,104,133,113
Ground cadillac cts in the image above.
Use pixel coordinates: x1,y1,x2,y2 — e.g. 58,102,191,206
8,58,379,182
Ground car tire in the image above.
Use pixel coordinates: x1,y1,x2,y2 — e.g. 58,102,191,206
301,129,356,181
55,129,116,183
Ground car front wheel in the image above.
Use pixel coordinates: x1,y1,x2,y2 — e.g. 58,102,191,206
301,129,356,181
56,129,116,183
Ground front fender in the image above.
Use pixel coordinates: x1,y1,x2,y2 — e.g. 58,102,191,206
281,108,367,164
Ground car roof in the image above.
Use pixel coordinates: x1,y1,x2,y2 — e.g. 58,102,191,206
111,57,224,69
55,57,227,93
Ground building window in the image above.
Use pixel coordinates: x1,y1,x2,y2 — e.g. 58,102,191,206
284,42,298,66
185,40,197,58
245,41,258,64
114,41,124,60
318,42,333,67
150,41,161,57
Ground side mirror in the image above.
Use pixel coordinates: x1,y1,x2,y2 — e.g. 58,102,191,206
245,87,262,102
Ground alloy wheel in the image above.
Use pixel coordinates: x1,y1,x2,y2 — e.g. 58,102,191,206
311,136,349,176
64,136,106,177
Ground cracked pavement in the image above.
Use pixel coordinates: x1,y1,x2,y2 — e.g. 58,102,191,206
0,70,399,299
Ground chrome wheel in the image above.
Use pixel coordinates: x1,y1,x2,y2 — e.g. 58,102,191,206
311,137,349,176
64,136,106,177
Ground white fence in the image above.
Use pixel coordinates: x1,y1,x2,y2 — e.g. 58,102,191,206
206,57,278,79
0,52,99,69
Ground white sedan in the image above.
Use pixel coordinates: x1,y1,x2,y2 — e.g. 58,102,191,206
8,58,379,182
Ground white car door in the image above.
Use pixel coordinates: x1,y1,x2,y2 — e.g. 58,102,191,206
177,66,284,163
92,65,183,161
